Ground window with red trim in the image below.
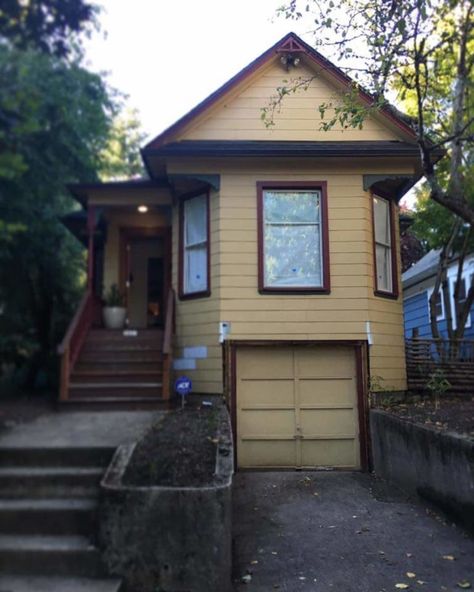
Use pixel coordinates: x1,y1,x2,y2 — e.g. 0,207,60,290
257,183,330,293
179,192,210,298
373,194,397,297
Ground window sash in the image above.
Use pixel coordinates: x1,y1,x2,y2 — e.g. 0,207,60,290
182,194,208,296
373,196,394,294
263,190,323,288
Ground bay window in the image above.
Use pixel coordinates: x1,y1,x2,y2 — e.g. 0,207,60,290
179,192,210,298
257,182,330,293
373,194,397,297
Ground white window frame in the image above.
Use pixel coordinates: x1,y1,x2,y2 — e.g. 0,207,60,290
373,195,395,296
180,192,209,298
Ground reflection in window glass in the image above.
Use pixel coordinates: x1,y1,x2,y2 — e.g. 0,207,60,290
263,191,322,288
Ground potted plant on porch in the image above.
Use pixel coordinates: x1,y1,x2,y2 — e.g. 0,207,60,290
102,284,127,329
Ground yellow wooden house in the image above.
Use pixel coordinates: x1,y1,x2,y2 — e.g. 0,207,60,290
59,33,423,471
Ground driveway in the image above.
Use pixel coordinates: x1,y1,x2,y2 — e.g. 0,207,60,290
232,472,474,592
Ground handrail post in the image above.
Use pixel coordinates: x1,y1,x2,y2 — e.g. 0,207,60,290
162,288,175,401
59,345,70,402
87,205,95,291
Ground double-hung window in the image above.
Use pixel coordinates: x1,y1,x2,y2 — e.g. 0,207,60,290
180,192,210,298
373,195,397,297
257,183,330,293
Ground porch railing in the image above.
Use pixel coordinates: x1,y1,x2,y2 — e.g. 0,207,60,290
57,290,101,401
162,288,175,400
405,337,474,394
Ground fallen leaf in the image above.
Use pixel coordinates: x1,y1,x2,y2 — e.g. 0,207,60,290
406,573,416,578
250,560,258,565
241,574,252,583
442,555,456,561
313,492,319,496
406,553,413,558
417,581,426,585
395,585,410,590
299,576,306,580
457,581,472,589
271,551,278,555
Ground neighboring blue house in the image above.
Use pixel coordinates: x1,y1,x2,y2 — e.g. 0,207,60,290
402,249,474,339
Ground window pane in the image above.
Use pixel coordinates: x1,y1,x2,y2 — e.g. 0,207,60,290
435,292,443,318
264,191,320,224
265,224,321,287
376,244,392,292
185,246,207,293
373,197,390,246
185,194,207,246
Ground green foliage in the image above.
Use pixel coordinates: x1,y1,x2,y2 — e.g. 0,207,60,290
276,1,474,226
426,369,451,410
0,0,98,58
100,107,147,181
0,47,116,386
103,284,125,307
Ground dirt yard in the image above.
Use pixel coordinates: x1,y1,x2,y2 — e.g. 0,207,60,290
123,403,220,487
378,396,474,439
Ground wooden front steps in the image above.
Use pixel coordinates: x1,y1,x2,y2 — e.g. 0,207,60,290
63,329,168,409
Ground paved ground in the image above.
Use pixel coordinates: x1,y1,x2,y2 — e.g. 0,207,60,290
0,410,159,448
232,472,474,592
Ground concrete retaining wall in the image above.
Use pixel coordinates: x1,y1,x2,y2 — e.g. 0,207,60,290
99,405,233,592
370,409,474,530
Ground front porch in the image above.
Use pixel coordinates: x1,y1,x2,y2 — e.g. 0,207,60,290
58,179,180,408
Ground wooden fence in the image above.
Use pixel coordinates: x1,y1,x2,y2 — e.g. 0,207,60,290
405,337,474,394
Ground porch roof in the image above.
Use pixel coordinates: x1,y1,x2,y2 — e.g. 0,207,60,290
68,178,170,206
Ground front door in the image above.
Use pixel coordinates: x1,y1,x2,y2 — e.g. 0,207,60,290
127,238,164,328
119,227,171,330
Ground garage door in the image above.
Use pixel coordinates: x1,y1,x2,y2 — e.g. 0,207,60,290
236,345,361,469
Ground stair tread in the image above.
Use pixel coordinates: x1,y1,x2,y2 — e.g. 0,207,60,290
73,368,162,374
0,467,103,477
0,498,97,510
0,575,122,592
65,396,164,403
0,534,97,552
70,382,162,388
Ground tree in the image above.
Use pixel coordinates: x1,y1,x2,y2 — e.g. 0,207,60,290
0,47,115,386
100,107,147,181
275,0,474,340
0,0,98,58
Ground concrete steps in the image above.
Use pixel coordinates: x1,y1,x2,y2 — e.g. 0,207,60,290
0,534,103,576
0,445,121,588
0,575,122,592
0,575,121,592
0,466,103,498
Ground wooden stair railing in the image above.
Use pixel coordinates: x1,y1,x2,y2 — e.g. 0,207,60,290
57,290,101,401
162,288,175,400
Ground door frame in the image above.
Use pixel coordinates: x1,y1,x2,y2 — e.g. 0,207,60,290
225,339,370,471
118,226,172,323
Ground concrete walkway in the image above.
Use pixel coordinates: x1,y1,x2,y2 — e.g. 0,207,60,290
0,410,159,449
233,472,474,592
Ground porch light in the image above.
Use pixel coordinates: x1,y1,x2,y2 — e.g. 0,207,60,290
138,205,148,213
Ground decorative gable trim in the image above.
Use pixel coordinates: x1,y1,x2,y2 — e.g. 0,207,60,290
143,32,416,154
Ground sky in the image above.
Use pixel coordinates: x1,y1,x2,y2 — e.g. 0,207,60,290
84,0,312,141
83,0,417,206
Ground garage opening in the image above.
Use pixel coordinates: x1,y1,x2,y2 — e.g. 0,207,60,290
235,344,365,470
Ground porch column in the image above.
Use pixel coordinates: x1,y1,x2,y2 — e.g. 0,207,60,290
87,205,95,291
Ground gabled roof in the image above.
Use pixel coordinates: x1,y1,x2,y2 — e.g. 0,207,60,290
402,249,441,289
143,32,417,153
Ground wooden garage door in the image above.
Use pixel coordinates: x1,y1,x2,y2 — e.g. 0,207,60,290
236,345,361,469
